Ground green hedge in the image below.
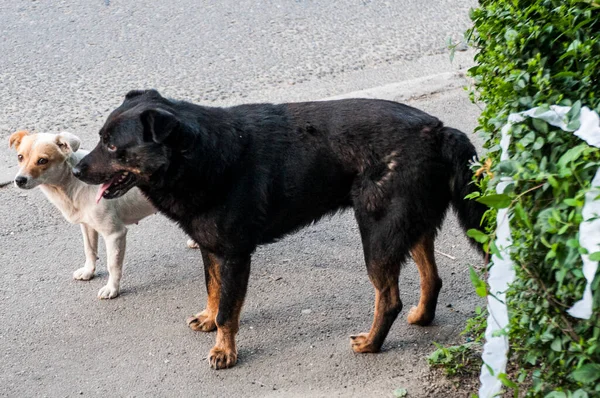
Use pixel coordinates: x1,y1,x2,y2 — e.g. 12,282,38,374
468,0,600,396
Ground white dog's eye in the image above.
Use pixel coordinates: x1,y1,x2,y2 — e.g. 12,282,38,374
37,158,48,165
107,144,117,152
17,154,23,162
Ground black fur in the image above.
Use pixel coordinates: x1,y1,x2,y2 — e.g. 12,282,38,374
74,90,486,367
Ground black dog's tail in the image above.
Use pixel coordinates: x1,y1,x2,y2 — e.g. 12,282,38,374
441,127,487,256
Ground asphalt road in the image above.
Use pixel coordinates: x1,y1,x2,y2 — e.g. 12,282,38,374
0,1,482,396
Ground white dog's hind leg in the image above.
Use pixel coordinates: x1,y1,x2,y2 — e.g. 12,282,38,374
73,224,98,281
98,229,127,299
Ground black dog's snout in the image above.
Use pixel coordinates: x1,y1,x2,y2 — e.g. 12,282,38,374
15,176,27,187
72,164,85,179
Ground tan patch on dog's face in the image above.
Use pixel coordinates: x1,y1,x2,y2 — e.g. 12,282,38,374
16,135,66,179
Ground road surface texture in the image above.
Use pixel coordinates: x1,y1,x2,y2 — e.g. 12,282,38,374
0,1,483,396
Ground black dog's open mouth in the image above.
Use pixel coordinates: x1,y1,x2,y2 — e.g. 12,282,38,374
95,171,137,203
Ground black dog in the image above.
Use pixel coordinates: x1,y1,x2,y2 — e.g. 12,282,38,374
74,89,486,369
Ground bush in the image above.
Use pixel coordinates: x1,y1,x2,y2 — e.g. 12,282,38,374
467,0,600,396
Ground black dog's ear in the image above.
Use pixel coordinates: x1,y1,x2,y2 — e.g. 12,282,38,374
141,108,179,144
125,89,162,101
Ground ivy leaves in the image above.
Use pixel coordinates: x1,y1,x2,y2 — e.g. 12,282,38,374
467,0,600,395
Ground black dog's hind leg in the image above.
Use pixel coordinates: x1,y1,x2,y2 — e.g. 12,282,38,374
407,234,442,326
350,211,406,353
350,255,403,353
350,166,448,352
208,254,251,369
187,249,220,332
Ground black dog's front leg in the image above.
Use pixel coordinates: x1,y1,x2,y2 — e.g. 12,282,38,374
208,254,251,369
187,249,221,332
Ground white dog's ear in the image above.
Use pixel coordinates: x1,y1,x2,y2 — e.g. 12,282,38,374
56,132,81,153
9,130,29,150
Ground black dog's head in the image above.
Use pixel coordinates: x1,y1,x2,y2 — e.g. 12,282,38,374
73,89,184,202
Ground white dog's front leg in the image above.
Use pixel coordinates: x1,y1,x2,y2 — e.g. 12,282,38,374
98,229,127,299
73,224,98,281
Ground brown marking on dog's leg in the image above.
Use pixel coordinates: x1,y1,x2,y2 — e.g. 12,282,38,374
351,263,402,353
208,320,239,370
208,255,251,370
186,309,217,332
187,250,220,332
407,234,442,326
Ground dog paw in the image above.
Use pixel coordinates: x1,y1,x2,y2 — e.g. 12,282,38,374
208,346,237,369
186,311,217,332
97,284,119,299
187,239,199,249
73,267,94,281
350,333,379,353
407,306,434,326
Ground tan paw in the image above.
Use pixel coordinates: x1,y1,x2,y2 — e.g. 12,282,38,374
407,306,434,326
186,311,217,332
350,333,379,353
208,346,237,369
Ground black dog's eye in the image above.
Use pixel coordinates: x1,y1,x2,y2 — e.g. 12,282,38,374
17,154,23,162
107,144,117,152
37,158,48,165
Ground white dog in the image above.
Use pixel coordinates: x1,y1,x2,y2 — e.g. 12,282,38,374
9,130,159,299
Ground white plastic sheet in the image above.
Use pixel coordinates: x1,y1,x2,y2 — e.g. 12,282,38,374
479,122,515,398
568,170,600,319
479,105,600,397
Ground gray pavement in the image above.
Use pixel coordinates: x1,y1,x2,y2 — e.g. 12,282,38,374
0,1,482,396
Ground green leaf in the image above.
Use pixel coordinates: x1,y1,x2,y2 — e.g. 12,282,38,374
498,373,518,389
476,194,511,209
489,240,502,259
550,338,562,352
545,392,567,398
467,229,489,243
567,100,582,120
557,144,587,169
567,118,581,131
572,364,600,383
566,39,582,53
573,389,589,398
469,266,488,297
557,224,569,235
588,251,600,261
520,131,536,147
532,136,545,150
475,285,487,298
553,71,578,79
555,268,567,283
547,175,559,188
531,118,549,134
514,202,533,229
563,198,579,207
465,191,481,200
393,388,408,398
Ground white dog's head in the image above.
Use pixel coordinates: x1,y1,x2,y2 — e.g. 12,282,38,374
8,131,81,189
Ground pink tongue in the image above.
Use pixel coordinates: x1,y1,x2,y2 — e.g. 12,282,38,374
96,181,113,204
